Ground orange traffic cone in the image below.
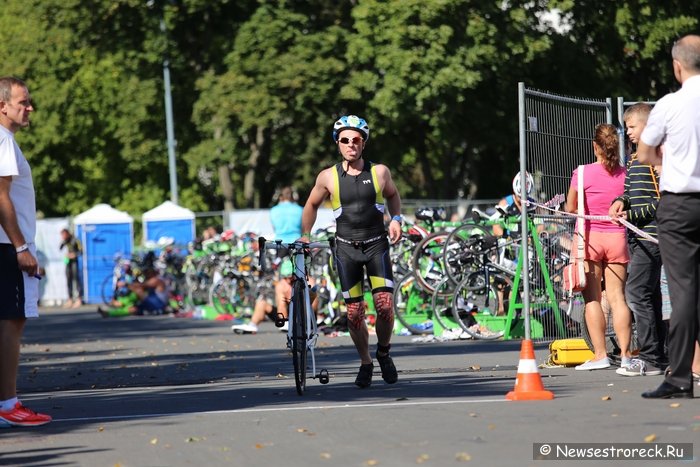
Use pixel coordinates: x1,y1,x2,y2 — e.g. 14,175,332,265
506,339,554,401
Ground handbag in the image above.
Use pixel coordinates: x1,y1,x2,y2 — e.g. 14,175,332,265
563,165,587,295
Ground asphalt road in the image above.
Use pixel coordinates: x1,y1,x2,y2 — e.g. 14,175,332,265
0,307,697,467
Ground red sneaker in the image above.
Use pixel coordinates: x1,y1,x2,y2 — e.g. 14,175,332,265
0,402,52,427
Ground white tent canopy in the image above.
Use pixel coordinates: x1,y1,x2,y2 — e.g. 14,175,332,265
142,201,195,221
74,203,133,224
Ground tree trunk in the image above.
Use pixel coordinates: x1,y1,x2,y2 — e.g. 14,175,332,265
244,126,266,208
214,126,235,211
218,164,234,212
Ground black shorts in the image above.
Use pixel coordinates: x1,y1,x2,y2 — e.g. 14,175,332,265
0,243,39,319
334,236,394,303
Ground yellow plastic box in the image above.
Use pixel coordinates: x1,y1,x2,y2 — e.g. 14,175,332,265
549,338,594,366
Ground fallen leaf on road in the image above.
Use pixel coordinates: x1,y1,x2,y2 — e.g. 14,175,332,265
644,434,657,443
669,403,680,408
364,460,378,466
455,452,472,461
470,365,481,371
416,454,429,463
601,396,611,401
320,452,331,459
150,438,158,445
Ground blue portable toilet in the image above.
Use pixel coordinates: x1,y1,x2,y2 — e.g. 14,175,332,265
74,204,134,304
142,201,195,246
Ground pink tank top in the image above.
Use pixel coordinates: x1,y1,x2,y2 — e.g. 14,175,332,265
570,162,626,233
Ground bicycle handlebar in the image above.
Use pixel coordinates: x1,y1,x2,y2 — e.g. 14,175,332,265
257,237,335,272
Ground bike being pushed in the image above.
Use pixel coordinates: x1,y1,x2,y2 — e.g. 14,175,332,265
258,237,333,395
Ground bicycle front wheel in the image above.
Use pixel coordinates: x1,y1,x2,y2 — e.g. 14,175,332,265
291,281,308,395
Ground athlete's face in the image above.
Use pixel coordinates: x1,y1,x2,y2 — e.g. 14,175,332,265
337,129,365,162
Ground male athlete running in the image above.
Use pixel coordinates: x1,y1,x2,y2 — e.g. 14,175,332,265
301,115,402,388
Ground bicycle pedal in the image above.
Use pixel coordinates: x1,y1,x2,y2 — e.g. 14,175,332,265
318,369,330,384
275,313,287,327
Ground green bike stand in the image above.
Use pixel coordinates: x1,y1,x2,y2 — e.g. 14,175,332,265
503,218,565,340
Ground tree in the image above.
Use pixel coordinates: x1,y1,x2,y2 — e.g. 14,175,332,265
188,2,351,208
340,0,555,199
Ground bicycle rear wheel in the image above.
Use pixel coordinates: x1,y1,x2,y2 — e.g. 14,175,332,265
291,281,308,395
443,223,495,286
451,271,512,340
101,275,117,308
410,232,450,294
393,272,434,335
430,277,458,331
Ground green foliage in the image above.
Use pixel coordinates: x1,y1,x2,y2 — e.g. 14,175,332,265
0,0,697,216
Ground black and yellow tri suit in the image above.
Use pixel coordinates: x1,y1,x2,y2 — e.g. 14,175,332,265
331,160,394,303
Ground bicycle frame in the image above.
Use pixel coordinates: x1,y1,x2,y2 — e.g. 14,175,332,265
258,237,333,394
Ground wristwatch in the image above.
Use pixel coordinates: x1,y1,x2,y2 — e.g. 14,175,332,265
391,215,403,225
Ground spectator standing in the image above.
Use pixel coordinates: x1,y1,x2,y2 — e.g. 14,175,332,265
0,76,51,427
565,123,633,371
59,228,83,308
609,103,667,376
638,34,700,399
270,186,303,243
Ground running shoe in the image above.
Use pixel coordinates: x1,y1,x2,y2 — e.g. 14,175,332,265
0,402,52,428
376,350,398,384
355,363,374,388
231,323,258,334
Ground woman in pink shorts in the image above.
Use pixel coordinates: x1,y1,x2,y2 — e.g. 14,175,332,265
566,123,632,371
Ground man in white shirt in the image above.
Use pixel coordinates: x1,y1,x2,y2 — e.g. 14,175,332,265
637,35,700,399
0,77,52,426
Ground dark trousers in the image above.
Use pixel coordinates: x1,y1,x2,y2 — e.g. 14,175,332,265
656,192,700,389
625,240,666,367
66,260,83,300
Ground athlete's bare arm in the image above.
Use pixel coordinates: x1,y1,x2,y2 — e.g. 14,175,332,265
375,164,402,244
301,168,332,238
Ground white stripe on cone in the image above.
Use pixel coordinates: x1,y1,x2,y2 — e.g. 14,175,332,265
516,359,539,374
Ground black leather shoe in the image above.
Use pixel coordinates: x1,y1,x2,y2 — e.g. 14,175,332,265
642,381,694,399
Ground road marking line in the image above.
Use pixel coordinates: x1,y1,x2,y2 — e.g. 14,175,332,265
52,398,508,423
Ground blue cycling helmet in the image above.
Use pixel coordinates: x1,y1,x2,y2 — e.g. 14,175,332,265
332,115,370,142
